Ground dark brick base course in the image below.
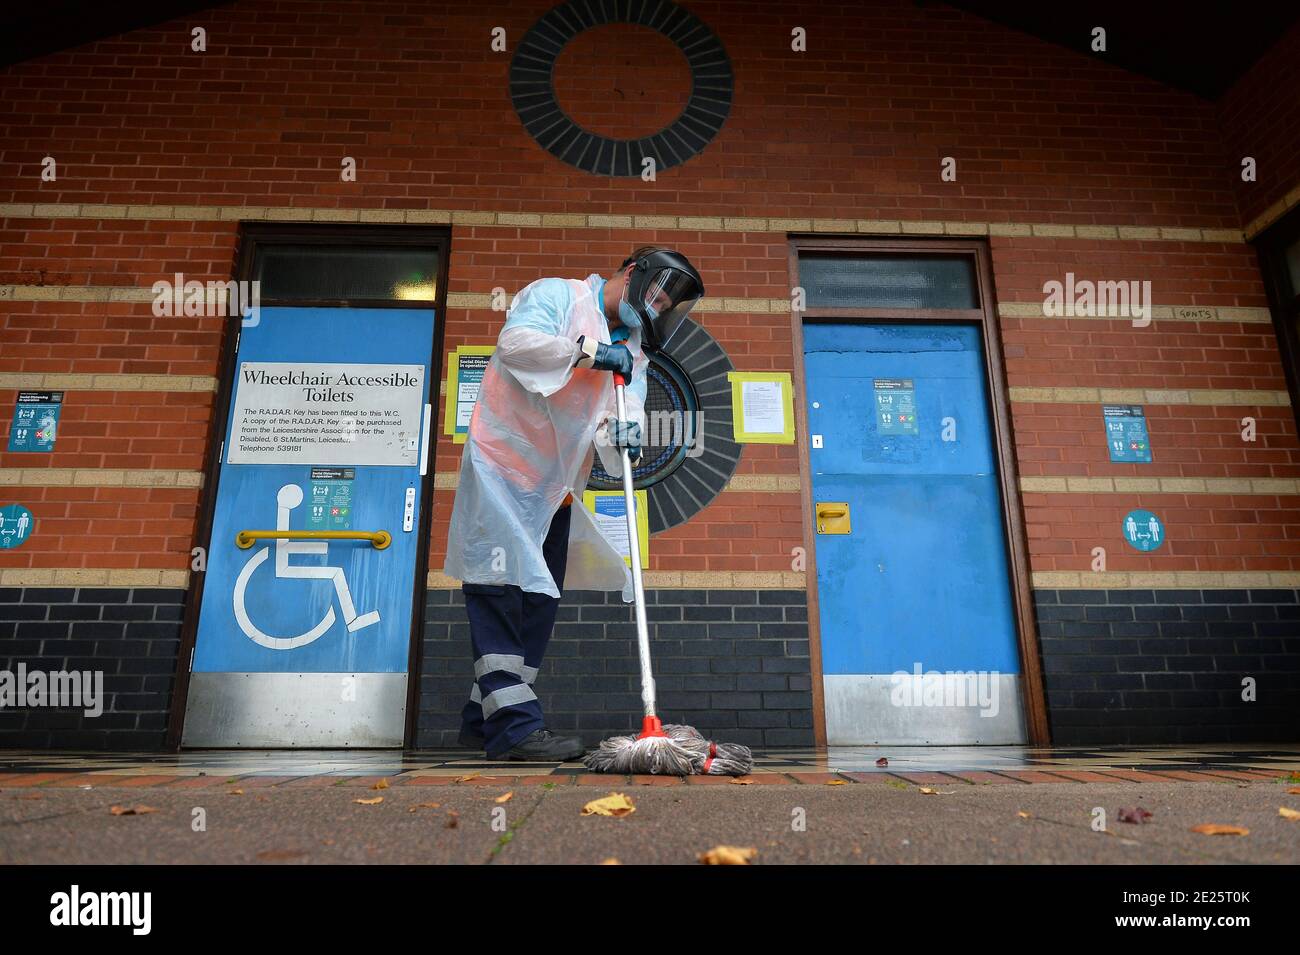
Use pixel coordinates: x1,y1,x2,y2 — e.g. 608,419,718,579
0,587,183,749
1035,588,1300,745
417,588,816,749
6,584,1294,750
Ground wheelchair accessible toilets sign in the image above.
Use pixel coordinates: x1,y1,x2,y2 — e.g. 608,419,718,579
227,362,424,466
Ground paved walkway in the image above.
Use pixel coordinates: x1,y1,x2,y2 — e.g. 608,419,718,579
3,746,1297,864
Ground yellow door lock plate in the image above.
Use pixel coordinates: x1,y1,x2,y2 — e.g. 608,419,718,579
815,502,851,535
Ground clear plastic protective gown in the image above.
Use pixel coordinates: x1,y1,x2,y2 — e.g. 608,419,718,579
443,274,648,600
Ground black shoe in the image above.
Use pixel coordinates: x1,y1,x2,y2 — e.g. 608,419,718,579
505,729,585,762
457,728,485,749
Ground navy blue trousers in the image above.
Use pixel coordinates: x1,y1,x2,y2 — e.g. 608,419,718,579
460,503,571,758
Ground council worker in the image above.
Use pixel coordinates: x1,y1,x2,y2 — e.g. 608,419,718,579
444,247,705,760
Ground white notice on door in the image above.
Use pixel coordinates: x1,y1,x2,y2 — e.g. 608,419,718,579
228,362,425,466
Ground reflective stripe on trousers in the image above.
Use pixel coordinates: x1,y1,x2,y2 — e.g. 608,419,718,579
468,655,541,718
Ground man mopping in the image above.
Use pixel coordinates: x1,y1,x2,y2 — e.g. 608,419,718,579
443,247,705,761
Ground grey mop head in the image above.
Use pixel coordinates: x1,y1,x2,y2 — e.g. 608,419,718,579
583,723,754,776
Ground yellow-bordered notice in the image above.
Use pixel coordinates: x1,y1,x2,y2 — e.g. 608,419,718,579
727,371,795,444
443,345,495,444
582,489,650,569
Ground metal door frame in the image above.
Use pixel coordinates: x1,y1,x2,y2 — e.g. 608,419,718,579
787,235,1049,746
167,223,452,750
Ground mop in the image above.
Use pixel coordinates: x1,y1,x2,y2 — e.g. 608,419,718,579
583,370,754,776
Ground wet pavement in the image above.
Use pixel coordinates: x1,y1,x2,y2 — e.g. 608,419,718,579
3,742,1299,779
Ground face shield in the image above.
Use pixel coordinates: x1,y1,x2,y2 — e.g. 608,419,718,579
625,250,705,351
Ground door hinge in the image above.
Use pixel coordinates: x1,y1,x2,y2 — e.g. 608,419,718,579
189,646,195,672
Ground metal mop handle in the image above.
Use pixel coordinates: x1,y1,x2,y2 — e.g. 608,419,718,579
613,372,659,730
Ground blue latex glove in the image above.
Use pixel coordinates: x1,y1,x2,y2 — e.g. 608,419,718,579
575,335,633,377
610,419,642,466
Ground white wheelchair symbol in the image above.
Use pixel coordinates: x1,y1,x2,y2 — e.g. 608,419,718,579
233,484,381,651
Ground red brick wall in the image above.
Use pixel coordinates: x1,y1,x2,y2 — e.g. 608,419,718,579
1219,20,1300,230
2,0,1298,578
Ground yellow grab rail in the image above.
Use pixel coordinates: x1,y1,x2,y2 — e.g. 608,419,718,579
236,529,392,550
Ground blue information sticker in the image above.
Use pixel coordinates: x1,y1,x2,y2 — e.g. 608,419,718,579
7,391,63,453
306,467,355,531
873,378,918,436
1123,509,1165,552
1103,405,1152,463
0,504,35,549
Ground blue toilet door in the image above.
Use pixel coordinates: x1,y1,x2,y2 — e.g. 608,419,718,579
803,322,1026,744
183,307,435,747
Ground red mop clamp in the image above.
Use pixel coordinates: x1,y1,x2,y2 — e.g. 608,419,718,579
702,741,717,774
638,716,667,739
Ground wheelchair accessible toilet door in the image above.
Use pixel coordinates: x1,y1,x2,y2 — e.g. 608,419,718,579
183,307,434,747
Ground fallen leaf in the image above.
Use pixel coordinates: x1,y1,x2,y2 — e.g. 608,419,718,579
698,845,758,865
255,848,307,861
109,805,157,816
18,793,43,800
409,802,442,811
730,778,754,785
876,757,889,767
1279,807,1300,821
372,779,390,791
1190,823,1249,836
1017,811,1032,819
321,839,335,846
353,796,384,806
228,789,244,796
827,779,848,786
495,792,514,804
600,858,622,865
1288,787,1300,795
919,787,956,795
1118,806,1153,824
582,793,636,817
454,773,481,784
445,811,460,829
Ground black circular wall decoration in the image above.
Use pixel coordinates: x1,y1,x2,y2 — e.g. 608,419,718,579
589,351,699,492
587,318,741,533
509,0,734,176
